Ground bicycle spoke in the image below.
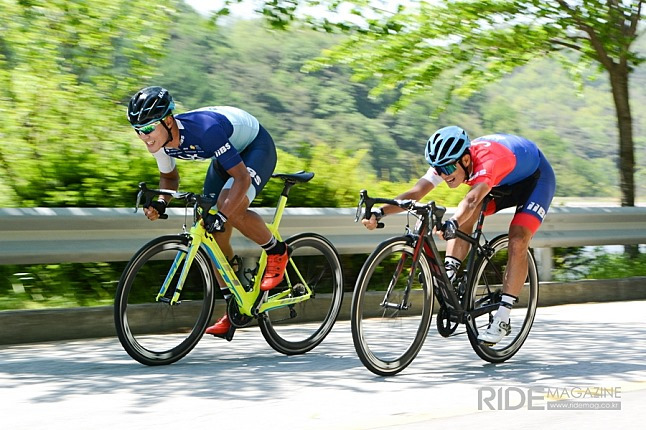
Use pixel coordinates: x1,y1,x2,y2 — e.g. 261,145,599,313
351,238,433,376
466,235,538,363
259,233,343,355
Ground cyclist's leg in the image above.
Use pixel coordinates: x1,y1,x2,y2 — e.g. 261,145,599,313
218,125,277,244
480,154,555,342
216,126,287,290
203,161,238,337
503,152,556,297
444,208,479,281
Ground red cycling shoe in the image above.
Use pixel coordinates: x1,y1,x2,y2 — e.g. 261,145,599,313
205,314,231,336
260,248,290,291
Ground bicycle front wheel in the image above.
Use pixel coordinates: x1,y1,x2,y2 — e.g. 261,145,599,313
114,235,216,366
351,237,434,376
466,234,538,363
258,233,344,355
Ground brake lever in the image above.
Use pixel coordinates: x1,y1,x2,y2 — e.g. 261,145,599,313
354,193,366,223
355,190,386,228
134,188,144,214
133,182,168,219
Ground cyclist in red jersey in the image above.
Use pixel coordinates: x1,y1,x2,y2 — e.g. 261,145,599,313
363,126,556,344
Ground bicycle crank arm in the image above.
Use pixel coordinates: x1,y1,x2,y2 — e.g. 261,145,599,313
468,303,500,319
380,301,411,311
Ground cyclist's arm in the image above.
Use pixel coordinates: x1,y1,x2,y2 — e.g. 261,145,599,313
383,177,435,216
362,177,435,230
218,161,251,217
157,168,180,205
451,182,491,227
143,167,180,220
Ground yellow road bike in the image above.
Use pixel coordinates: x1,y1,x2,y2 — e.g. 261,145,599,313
114,171,344,366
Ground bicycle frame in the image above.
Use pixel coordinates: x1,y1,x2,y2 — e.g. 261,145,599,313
146,179,314,319
357,190,502,333
421,194,504,325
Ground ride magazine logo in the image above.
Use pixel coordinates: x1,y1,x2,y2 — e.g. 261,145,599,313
477,385,622,411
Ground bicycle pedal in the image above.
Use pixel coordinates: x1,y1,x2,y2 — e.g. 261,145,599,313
224,327,236,342
479,340,496,347
210,326,236,342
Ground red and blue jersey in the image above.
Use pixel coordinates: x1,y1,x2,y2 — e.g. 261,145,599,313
466,134,541,187
421,133,556,234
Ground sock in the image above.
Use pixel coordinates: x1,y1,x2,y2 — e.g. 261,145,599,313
495,293,517,322
444,256,462,284
261,236,286,255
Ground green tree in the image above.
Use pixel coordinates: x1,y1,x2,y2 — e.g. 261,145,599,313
0,0,180,207
249,0,643,208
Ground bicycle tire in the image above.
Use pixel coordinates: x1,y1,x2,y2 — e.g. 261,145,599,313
258,233,344,355
466,234,539,363
351,237,434,376
114,235,216,366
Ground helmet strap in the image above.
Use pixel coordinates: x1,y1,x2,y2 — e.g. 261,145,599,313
160,116,174,147
458,155,470,181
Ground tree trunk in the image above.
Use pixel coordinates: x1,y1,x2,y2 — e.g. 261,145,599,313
607,66,635,207
607,65,639,257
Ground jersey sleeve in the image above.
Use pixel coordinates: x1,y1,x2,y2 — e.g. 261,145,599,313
421,167,444,186
152,149,176,174
202,124,243,170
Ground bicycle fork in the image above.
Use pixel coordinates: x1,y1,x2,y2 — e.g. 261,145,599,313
380,237,424,311
156,240,199,305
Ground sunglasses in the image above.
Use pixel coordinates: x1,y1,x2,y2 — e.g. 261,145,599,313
435,163,458,176
133,120,161,135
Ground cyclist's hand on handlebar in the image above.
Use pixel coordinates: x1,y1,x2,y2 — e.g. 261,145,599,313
144,200,167,221
437,218,459,240
203,212,227,233
361,208,383,230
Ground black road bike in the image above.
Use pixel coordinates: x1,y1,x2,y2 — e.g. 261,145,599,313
351,189,538,376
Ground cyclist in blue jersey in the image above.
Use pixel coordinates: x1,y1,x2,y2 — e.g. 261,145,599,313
127,86,289,339
363,126,556,344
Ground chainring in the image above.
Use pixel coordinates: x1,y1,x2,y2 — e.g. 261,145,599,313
227,298,253,328
436,306,459,337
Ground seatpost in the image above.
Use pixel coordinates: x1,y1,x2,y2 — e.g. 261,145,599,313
271,180,295,227
473,195,492,236
281,180,296,198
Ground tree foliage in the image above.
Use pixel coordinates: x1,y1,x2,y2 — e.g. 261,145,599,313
251,0,644,206
0,1,644,209
0,0,180,207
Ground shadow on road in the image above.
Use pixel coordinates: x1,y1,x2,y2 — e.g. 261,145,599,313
2,302,645,411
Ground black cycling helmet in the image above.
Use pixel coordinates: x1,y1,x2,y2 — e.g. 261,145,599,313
127,86,175,127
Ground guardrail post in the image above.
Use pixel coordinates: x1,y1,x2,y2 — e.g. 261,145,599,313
534,247,554,282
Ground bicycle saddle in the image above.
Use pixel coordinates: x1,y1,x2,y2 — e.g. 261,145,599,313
272,171,315,183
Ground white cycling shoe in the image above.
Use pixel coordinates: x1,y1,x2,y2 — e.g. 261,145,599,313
478,316,511,344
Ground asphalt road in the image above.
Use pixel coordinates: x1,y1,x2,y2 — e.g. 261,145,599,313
2,301,645,430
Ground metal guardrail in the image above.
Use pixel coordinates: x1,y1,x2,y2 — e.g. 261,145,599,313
1,205,645,265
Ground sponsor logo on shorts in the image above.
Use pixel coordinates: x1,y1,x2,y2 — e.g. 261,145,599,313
526,201,546,219
247,167,261,186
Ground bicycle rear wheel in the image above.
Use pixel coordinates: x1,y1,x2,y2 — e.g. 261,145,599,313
466,234,538,363
259,233,344,355
351,237,434,376
114,235,215,366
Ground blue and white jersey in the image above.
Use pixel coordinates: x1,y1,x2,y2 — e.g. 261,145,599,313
151,106,260,173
